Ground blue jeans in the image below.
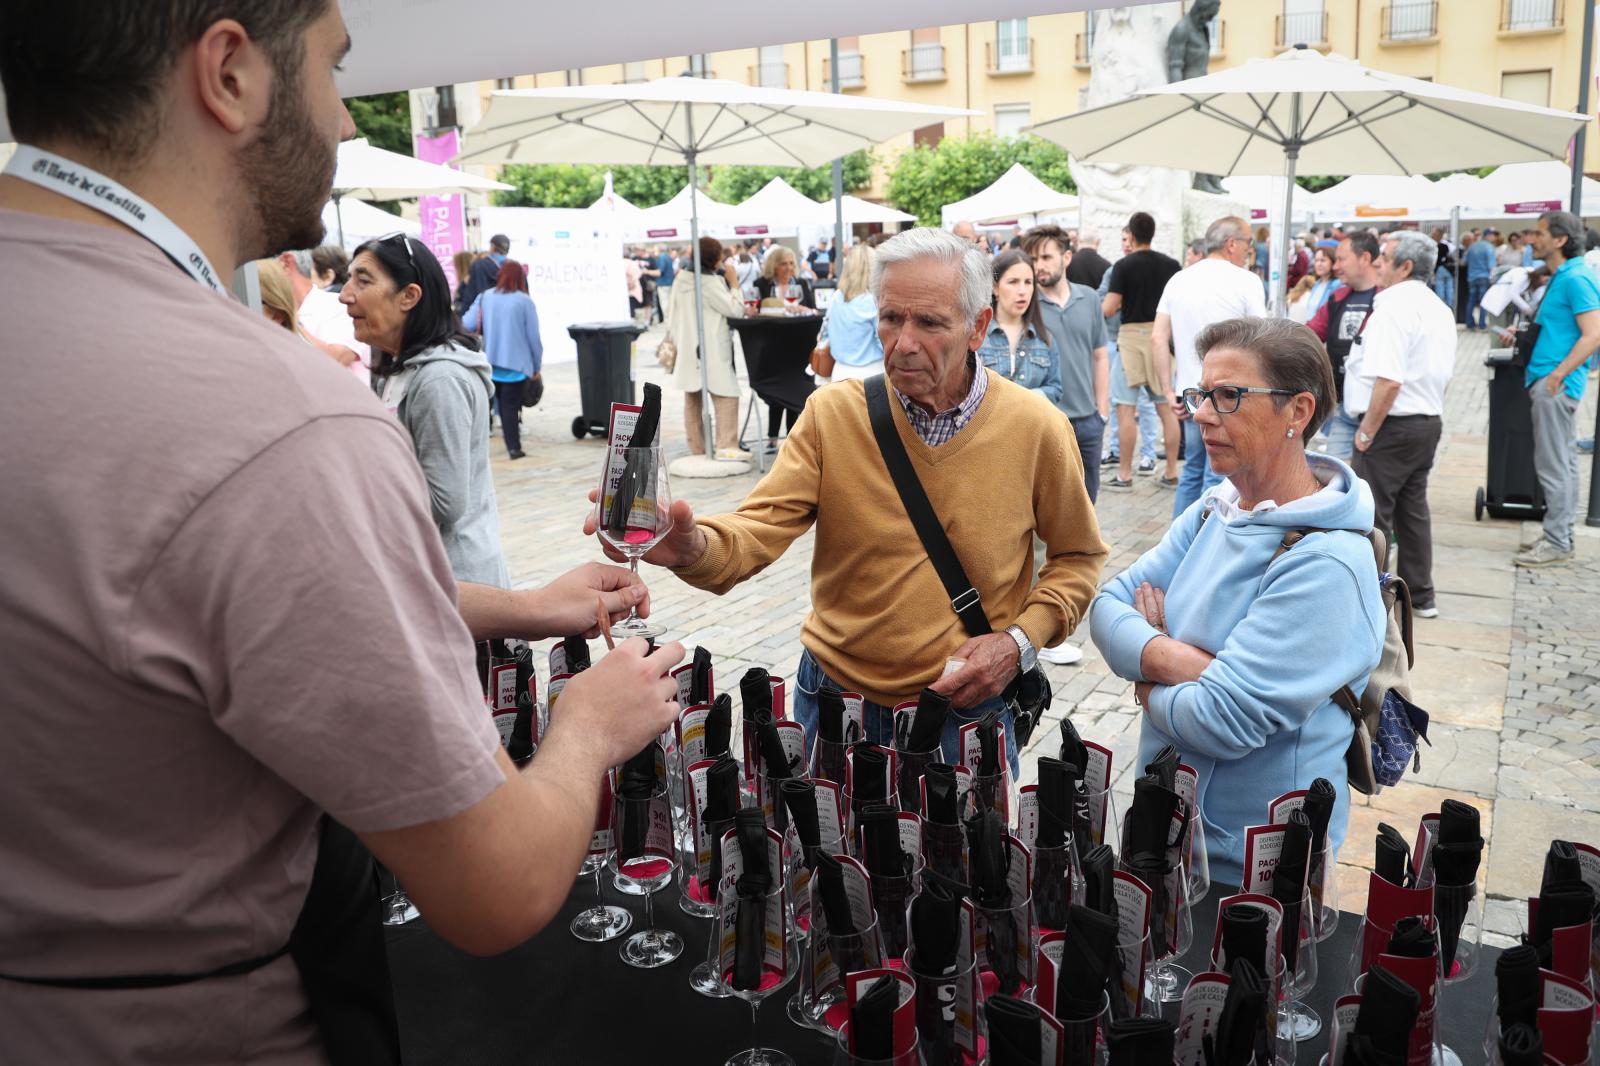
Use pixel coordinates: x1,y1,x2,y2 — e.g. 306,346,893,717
1106,347,1159,462
1071,413,1106,502
1173,417,1223,516
792,649,1020,778
1433,268,1455,314
1320,407,1359,462
1467,277,1491,329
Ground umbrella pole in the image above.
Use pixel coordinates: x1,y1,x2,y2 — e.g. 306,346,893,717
830,37,846,257
685,139,716,457
335,193,346,248
1272,95,1304,318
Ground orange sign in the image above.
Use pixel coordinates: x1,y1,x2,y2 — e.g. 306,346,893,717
1354,205,1409,218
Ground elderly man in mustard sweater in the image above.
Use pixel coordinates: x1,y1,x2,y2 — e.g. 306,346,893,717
590,228,1107,772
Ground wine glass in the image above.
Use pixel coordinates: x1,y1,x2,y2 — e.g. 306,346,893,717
714,876,800,1066
1185,813,1211,908
1117,852,1193,1005
594,443,672,640
608,780,682,967
688,811,740,998
785,280,802,310
1278,890,1321,1043
1310,841,1340,943
831,1021,923,1066
571,845,632,943
792,913,885,1034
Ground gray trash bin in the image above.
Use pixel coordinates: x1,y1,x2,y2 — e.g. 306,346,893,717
566,321,645,438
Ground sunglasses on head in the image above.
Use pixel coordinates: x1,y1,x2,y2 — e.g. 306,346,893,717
379,231,417,268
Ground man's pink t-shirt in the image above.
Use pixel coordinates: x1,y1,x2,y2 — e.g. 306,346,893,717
0,209,504,1063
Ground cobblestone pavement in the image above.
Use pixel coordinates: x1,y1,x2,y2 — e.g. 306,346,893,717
498,325,1598,946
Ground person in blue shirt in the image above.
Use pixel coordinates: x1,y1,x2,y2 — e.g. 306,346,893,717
814,244,883,381
463,258,543,460
1464,230,1497,330
458,233,508,314
1516,211,1600,567
977,249,1063,405
652,246,677,322
1090,316,1384,887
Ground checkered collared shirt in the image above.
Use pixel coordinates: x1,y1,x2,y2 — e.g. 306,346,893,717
894,357,988,447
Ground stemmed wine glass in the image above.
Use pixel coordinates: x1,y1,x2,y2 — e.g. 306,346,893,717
594,443,672,640
571,785,631,942
1278,890,1321,1043
714,875,799,1066
609,780,683,967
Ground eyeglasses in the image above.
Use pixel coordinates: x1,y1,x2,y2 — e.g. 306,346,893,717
379,231,416,268
1181,384,1300,414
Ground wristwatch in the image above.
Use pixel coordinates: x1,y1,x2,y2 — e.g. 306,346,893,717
1357,430,1374,445
1004,624,1037,674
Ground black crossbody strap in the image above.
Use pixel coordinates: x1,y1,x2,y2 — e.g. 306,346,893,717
864,375,991,638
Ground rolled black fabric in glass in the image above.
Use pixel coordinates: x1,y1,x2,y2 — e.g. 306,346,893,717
850,743,890,813
1123,775,1180,857
1219,904,1270,975
1033,846,1070,933
1385,915,1435,959
1532,879,1596,969
689,645,712,706
1123,851,1169,957
1057,904,1118,1020
734,806,772,895
733,889,766,991
852,972,899,1060
818,685,848,744
514,640,534,697
1106,1017,1175,1066
733,807,773,991
1374,823,1411,887
815,851,865,977
702,754,742,902
740,667,772,738
561,633,591,673
984,994,1042,1066
1543,840,1582,889
1036,757,1071,850
605,383,661,537
1069,777,1093,864
968,805,1020,995
864,804,911,957
1081,844,1118,922
617,742,659,861
1494,944,1540,1031
924,763,960,825
1432,879,1474,975
901,688,952,751
754,708,793,786
1344,964,1420,1066
1271,810,1312,972
1144,744,1179,793
1206,957,1266,1066
781,778,821,852
976,709,1003,777
705,693,733,760
1430,799,1483,971
1304,778,1337,869
1058,719,1089,778
910,878,963,1066
1497,1022,1544,1066
507,687,537,764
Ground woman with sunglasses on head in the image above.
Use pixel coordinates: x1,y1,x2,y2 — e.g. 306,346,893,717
1089,317,1385,888
342,233,510,588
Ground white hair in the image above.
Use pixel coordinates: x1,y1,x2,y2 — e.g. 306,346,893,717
871,228,991,328
1386,230,1437,284
284,248,315,278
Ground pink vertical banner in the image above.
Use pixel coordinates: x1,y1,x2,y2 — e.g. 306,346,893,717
414,129,467,293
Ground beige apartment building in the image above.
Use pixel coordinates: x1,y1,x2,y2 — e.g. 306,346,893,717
413,0,1593,197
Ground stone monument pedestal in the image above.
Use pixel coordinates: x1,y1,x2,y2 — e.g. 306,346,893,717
1181,187,1253,250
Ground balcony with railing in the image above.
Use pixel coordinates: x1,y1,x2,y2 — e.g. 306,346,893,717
1382,1,1439,41
901,43,947,84
987,38,1033,75
821,52,865,90
1501,0,1563,32
1276,10,1330,48
748,62,789,88
1073,33,1092,69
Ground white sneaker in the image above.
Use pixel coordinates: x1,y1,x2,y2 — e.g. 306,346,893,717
1414,605,1439,619
714,447,754,462
1039,643,1084,666
1135,456,1157,476
1514,540,1574,568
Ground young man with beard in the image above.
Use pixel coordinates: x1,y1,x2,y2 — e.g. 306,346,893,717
1306,229,1382,460
0,3,684,1062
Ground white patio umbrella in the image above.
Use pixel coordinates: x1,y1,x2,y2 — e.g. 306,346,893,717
320,198,419,251
329,138,511,245
938,163,1079,228
1028,47,1588,313
457,76,973,468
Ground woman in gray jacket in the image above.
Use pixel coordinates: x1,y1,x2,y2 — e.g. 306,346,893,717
342,234,510,588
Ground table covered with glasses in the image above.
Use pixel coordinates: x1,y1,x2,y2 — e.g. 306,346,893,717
385,877,1500,1065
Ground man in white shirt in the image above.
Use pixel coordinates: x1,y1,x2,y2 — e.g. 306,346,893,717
278,248,370,386
1152,215,1267,516
1346,231,1457,617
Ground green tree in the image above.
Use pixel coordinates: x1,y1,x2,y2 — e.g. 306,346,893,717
886,134,1077,226
493,163,688,208
343,91,413,156
706,151,873,203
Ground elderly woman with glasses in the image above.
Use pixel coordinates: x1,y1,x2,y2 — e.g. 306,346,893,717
1089,316,1386,888
342,232,510,588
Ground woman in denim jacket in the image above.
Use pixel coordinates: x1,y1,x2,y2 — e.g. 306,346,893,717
978,249,1063,405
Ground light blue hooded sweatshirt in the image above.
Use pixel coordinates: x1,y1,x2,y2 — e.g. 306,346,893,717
1090,454,1385,888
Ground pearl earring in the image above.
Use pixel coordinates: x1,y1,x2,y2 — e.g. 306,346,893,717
1287,428,1296,439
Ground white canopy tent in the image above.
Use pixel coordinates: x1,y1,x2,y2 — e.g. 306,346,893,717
1463,161,1600,218
734,177,827,232
328,137,511,244
938,163,1080,228
1309,174,1454,222
320,198,418,251
625,184,745,241
1220,175,1318,226
825,195,916,227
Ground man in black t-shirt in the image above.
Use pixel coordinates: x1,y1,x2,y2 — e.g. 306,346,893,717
1306,228,1381,460
1067,234,1111,289
1102,212,1183,488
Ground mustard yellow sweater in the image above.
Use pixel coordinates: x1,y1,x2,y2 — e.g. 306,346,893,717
673,371,1107,707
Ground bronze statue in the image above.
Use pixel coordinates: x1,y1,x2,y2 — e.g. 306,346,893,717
1167,0,1227,194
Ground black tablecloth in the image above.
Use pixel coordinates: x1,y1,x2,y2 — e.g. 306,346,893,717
729,315,821,417
388,877,1498,1065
